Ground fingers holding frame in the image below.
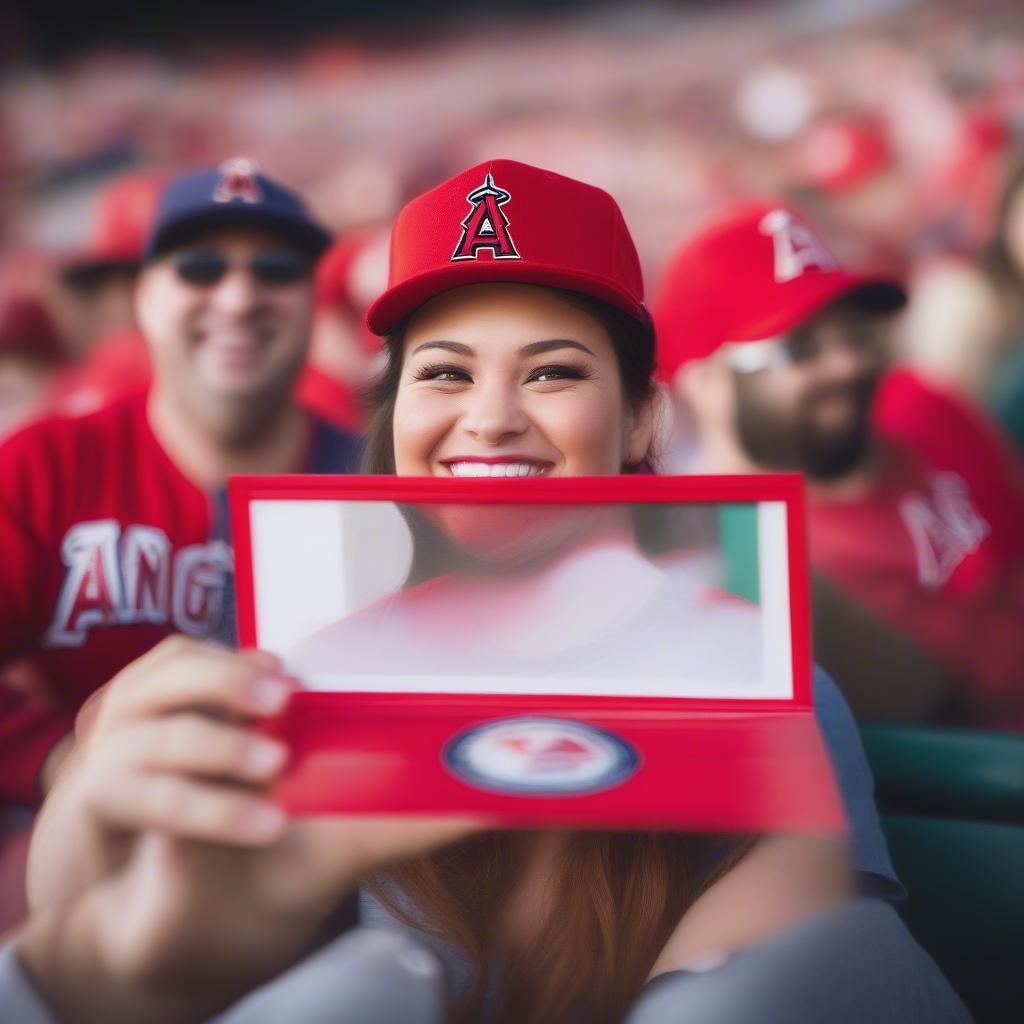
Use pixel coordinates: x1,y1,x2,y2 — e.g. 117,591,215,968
91,637,292,736
106,714,290,785
68,637,294,846
81,767,287,846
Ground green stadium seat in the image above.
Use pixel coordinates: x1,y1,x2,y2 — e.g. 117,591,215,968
860,724,1024,1023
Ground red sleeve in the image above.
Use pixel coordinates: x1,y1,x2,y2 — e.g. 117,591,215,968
875,367,1024,486
0,425,71,807
0,683,74,806
874,367,1024,551
0,425,56,662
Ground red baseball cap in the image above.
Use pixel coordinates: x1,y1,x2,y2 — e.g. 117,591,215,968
315,229,389,358
653,200,906,382
792,115,892,195
0,294,65,362
62,171,168,285
366,159,649,335
316,228,389,315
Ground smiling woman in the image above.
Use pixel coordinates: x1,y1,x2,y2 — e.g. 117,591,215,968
339,159,965,1023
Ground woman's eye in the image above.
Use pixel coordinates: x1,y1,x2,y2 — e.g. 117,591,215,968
528,364,587,384
414,363,472,383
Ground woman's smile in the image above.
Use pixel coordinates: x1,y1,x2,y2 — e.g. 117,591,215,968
440,456,554,477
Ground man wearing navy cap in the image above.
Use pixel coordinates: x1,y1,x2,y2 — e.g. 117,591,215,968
0,160,362,831
138,157,335,456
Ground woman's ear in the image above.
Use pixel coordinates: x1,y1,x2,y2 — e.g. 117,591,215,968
624,389,661,467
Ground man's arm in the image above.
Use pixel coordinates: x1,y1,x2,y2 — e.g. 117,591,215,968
810,572,959,722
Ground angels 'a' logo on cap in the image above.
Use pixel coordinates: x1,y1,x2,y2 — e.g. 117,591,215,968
451,171,521,262
758,209,838,284
213,157,264,205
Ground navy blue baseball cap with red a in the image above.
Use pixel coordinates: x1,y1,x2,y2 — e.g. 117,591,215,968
143,157,332,260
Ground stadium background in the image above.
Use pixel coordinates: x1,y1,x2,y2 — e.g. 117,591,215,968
2,2,1023,1019
3,0,1023,293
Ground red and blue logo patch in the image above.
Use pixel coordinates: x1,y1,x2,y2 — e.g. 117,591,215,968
444,716,639,795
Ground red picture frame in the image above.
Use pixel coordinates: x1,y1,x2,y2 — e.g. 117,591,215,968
228,473,845,834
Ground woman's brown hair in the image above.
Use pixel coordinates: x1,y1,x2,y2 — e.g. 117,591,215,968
372,830,748,1024
361,286,752,1021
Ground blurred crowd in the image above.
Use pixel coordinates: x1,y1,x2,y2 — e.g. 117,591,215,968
4,0,1024,438
0,1,1022,1020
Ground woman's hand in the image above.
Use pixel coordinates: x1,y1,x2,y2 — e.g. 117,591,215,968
27,637,297,911
24,635,485,1023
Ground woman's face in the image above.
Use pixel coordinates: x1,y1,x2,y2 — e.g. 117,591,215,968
392,283,652,478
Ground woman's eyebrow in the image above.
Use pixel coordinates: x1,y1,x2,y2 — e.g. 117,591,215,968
408,340,474,358
519,339,596,357
408,338,595,358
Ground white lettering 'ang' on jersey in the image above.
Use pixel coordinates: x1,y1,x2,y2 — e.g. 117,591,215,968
44,521,233,648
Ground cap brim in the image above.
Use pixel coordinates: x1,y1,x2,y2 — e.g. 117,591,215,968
145,208,331,261
842,278,908,314
366,261,651,335
736,272,906,343
60,258,141,287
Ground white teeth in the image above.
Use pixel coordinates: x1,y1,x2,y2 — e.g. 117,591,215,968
446,462,549,478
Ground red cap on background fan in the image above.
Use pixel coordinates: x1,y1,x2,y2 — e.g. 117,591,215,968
653,200,906,382
366,158,649,335
316,228,389,357
0,294,65,362
316,230,385,314
62,171,168,284
792,115,892,195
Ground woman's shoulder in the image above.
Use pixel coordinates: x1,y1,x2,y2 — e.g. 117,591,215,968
811,668,904,902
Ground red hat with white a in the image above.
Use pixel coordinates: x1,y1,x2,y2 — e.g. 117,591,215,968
366,158,649,335
653,200,906,382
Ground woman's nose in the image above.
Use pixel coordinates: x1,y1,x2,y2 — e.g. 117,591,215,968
461,380,530,445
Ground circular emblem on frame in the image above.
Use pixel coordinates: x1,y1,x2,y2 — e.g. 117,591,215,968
444,717,640,796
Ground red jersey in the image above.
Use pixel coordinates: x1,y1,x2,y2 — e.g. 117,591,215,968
47,328,152,417
0,393,361,806
811,371,1024,728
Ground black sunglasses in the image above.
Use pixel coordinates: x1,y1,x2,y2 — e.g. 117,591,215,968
173,249,312,287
